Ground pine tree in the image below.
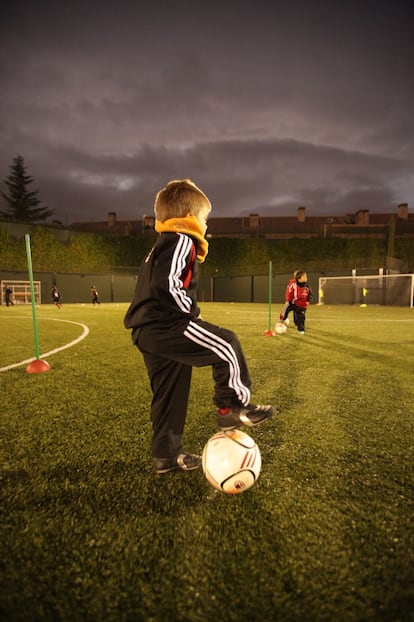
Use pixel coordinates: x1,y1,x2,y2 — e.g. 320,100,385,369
1,154,55,223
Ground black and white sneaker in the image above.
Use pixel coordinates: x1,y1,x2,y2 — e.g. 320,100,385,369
217,404,274,431
153,452,201,474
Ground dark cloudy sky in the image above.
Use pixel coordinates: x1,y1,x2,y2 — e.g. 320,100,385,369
1,0,413,225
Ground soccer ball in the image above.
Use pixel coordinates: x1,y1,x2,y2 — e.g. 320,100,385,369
275,322,287,334
202,429,261,494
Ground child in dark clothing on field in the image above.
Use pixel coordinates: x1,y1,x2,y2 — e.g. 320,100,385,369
279,270,313,334
5,285,14,306
90,286,100,306
51,285,62,308
124,179,274,474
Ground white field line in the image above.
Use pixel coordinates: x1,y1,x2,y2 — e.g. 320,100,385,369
0,317,89,372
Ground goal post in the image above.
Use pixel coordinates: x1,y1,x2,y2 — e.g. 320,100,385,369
318,273,414,307
1,280,42,305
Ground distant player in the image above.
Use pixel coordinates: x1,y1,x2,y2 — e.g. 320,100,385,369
90,285,100,305
5,285,14,306
279,270,313,334
51,285,62,308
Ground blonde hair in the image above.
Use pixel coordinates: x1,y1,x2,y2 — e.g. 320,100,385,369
154,179,211,222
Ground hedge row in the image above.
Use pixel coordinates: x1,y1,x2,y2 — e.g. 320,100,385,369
0,225,412,275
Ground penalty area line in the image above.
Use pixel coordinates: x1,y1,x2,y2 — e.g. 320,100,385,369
0,317,90,372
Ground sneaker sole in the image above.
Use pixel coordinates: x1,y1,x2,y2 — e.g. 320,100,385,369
153,454,201,474
218,410,274,431
154,464,201,474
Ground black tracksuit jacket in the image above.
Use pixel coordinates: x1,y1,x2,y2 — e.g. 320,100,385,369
124,231,251,459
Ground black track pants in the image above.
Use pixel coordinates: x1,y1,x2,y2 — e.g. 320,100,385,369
135,318,252,458
280,301,295,321
293,306,306,331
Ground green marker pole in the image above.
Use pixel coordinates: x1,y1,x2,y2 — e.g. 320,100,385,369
263,260,275,336
25,234,40,359
268,260,272,330
25,234,50,373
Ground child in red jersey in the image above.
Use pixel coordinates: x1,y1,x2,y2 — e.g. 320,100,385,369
279,270,313,334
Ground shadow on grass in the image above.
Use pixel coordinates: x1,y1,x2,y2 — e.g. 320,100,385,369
1,458,207,522
302,327,414,371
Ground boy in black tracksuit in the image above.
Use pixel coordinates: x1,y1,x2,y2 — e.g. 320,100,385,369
124,179,274,474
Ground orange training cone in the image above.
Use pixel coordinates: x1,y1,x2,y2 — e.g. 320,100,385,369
26,359,51,374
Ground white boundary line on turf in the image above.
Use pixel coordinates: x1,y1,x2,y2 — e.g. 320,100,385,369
0,317,90,372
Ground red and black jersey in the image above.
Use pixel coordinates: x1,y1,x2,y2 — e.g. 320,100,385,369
124,232,200,330
285,279,313,309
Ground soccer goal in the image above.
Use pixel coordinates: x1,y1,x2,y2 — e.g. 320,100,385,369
1,280,42,305
318,273,414,307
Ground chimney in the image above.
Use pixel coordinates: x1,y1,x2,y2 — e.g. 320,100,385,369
108,212,116,227
143,214,155,229
297,206,306,222
356,209,369,225
248,213,260,229
397,203,408,220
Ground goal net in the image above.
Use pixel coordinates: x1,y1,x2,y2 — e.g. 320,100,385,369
318,274,414,307
1,280,42,305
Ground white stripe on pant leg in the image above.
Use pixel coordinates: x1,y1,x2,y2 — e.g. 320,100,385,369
184,321,250,405
185,323,245,397
186,321,248,398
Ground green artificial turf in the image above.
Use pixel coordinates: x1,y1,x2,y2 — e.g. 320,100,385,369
1,302,413,622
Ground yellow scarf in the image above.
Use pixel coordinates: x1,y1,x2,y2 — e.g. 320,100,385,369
155,215,209,263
